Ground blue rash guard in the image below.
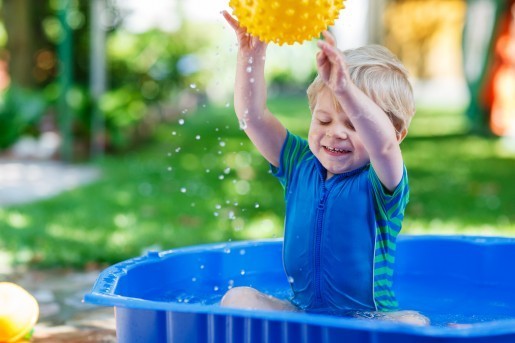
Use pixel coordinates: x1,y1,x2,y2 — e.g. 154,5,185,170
271,131,409,313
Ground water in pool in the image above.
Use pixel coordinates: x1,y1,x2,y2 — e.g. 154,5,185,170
142,273,515,327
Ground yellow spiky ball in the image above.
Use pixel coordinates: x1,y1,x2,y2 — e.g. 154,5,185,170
229,0,346,45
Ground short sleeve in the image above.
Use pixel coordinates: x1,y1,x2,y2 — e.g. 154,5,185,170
368,165,409,236
270,131,310,192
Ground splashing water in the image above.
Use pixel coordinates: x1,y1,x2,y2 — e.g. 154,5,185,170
246,66,252,73
178,119,185,125
239,118,248,130
180,187,187,193
190,83,197,89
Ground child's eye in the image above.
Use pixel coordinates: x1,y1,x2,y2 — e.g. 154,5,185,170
318,119,330,125
345,121,355,130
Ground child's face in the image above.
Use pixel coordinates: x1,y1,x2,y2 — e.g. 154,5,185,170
308,88,370,179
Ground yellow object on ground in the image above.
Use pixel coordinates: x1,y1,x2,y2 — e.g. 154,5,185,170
0,282,39,343
229,0,346,45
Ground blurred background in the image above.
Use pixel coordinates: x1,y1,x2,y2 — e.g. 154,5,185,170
0,0,514,270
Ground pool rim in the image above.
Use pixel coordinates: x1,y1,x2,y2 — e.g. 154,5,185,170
84,235,515,339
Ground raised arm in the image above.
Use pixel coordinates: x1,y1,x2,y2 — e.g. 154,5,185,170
222,11,287,167
316,31,404,191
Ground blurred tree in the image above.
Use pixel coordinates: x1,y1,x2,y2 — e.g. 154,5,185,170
1,0,54,88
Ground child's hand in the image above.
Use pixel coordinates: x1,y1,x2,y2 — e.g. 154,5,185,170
222,10,267,56
316,31,350,95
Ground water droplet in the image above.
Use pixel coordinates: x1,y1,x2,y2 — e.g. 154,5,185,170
195,135,201,140
171,131,177,135
288,276,295,284
180,187,187,193
192,277,197,282
219,141,226,147
167,167,173,171
215,204,222,209
246,66,252,73
218,175,225,180
248,57,253,64
190,83,197,89
225,102,231,108
224,248,231,254
175,147,181,153
214,286,219,291
228,211,235,220
178,119,185,125
200,264,205,269
250,78,255,83
182,109,189,114
228,279,234,289
254,203,260,208
240,270,246,276
214,212,219,217
184,298,190,303
224,167,231,174
205,169,210,173
239,249,246,255
239,118,248,130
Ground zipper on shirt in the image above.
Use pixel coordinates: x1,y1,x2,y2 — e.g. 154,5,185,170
314,184,329,306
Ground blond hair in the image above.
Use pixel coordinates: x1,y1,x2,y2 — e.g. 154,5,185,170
307,45,415,133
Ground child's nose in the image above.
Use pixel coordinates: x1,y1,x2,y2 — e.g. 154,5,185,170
326,125,348,139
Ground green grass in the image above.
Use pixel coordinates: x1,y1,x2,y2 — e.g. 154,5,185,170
1,96,514,268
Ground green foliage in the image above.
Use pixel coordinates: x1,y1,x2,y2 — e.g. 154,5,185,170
0,86,47,148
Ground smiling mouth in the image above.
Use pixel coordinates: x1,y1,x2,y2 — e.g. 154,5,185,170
323,145,351,154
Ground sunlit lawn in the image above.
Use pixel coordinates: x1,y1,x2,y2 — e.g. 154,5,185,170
1,96,514,268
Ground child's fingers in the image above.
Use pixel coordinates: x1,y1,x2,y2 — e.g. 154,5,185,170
318,40,342,65
222,10,241,31
316,51,325,64
321,30,337,47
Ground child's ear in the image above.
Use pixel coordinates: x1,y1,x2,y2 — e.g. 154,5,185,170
397,128,408,143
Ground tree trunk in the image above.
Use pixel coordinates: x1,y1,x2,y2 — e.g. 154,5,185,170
2,0,47,88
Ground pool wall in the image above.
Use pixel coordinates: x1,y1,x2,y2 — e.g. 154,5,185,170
85,235,515,343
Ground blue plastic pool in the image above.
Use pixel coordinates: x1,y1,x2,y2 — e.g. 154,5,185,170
85,235,515,343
